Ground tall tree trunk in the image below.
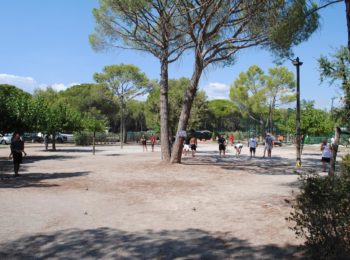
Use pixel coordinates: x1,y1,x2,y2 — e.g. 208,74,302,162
170,53,204,164
268,104,273,134
160,57,171,161
120,97,124,149
329,127,341,177
346,0,350,52
93,130,96,155
123,121,126,143
52,133,56,151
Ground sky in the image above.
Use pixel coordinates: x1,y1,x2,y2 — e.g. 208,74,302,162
0,0,347,109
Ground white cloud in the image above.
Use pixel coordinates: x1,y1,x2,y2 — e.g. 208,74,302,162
0,73,77,93
0,73,37,93
202,82,230,100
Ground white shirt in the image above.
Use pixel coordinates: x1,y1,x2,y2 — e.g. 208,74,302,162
322,144,332,158
248,138,257,148
235,143,243,149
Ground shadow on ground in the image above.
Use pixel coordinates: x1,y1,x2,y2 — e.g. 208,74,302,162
45,148,97,153
182,153,324,175
0,155,78,175
23,155,79,164
0,228,301,259
0,171,89,188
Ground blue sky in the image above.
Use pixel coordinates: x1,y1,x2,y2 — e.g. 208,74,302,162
0,0,347,109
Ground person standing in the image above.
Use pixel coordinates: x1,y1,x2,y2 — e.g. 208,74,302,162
140,134,148,152
150,134,156,152
9,132,26,177
44,134,49,151
189,136,197,157
320,138,332,172
248,136,258,158
263,133,274,158
218,134,226,157
229,133,234,146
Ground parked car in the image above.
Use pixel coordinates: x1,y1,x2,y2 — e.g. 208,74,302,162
23,133,43,143
56,133,74,143
0,133,12,145
187,130,212,141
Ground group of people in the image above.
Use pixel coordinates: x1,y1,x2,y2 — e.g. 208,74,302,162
5,131,335,177
139,134,157,152
217,133,273,158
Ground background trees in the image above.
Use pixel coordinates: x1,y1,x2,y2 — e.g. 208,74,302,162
90,0,190,161
145,78,208,135
170,0,319,163
207,100,241,132
93,64,151,148
277,101,334,137
230,65,295,136
319,46,350,127
33,88,83,150
60,83,119,131
0,84,36,134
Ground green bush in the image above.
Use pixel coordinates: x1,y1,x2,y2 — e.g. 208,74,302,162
288,155,350,259
74,132,92,146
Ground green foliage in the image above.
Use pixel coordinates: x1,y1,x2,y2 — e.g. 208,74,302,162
230,65,268,128
83,107,107,133
288,156,350,258
145,78,208,133
258,0,319,59
207,99,241,131
74,132,92,146
125,100,147,132
319,46,350,127
277,100,334,136
0,84,43,133
61,83,119,129
33,88,83,135
94,64,151,100
266,66,295,106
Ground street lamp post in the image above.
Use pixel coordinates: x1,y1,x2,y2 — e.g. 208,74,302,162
292,57,303,167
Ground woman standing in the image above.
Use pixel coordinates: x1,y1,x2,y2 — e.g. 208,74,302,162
9,132,26,177
140,134,148,152
320,138,332,172
150,134,156,152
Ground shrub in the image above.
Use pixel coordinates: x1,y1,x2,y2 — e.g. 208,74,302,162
288,155,350,259
74,132,92,146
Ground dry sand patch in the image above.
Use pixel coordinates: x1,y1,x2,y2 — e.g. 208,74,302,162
0,143,348,259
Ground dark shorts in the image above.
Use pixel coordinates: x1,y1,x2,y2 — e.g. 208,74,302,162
13,152,23,165
191,144,196,151
250,147,256,153
321,157,331,163
219,144,226,151
142,140,146,145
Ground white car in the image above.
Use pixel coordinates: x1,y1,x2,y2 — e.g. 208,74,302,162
56,133,74,143
0,134,12,145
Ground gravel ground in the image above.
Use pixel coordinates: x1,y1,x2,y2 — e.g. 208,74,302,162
0,142,348,259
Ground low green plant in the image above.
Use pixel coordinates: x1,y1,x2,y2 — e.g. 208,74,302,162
288,155,350,259
74,132,92,146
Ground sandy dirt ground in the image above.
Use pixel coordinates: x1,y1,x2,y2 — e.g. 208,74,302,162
0,142,348,259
